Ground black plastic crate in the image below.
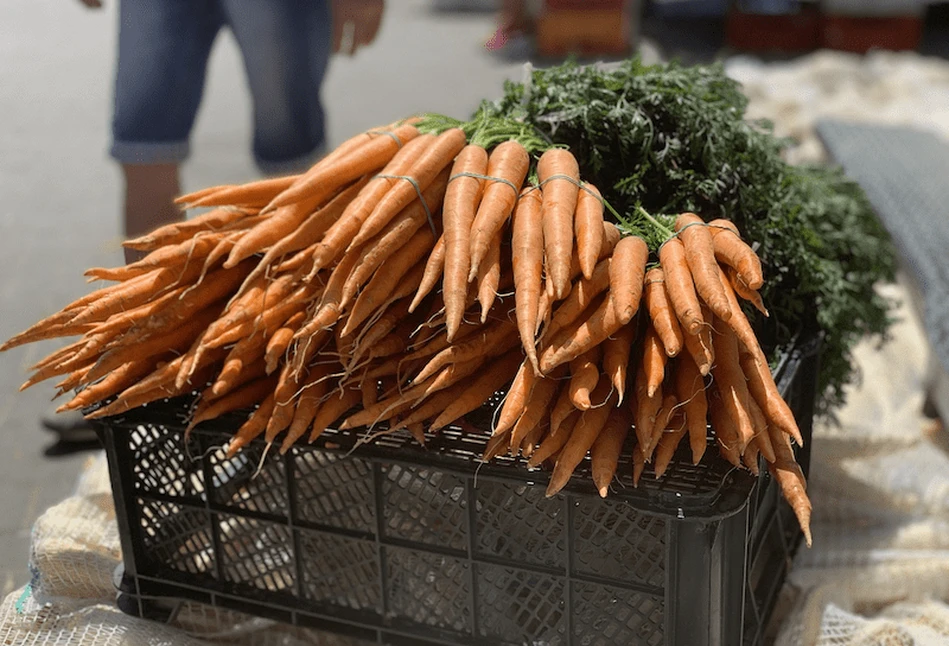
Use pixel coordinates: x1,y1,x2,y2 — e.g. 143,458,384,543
95,335,819,646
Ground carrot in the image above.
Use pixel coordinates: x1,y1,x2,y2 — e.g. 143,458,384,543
602,323,636,405
337,377,435,430
278,365,336,452
708,218,764,290
5,322,99,361
391,377,476,431
468,140,530,279
85,234,225,282
547,382,616,497
265,121,420,212
674,352,708,465
642,267,683,358
519,420,549,458
188,376,278,436
659,237,705,336
509,366,565,451
632,355,662,458
211,336,268,398
412,320,518,384
442,145,488,341
183,175,299,208
739,348,805,447
482,428,512,461
632,444,646,487
674,213,731,322
575,184,605,280
610,235,649,325
641,324,667,399
716,269,766,365
173,184,236,207
537,148,580,300
294,250,365,347
653,424,687,479
682,304,714,376
340,231,435,336
648,392,679,457
409,234,445,313
82,305,222,385
265,311,306,375
710,319,756,452
549,377,577,438
707,386,742,467
56,358,163,413
539,294,625,374
124,207,254,251
542,256,611,349
226,393,276,457
590,405,632,497
351,128,467,248
724,265,768,317
568,346,602,411
236,177,369,295
743,437,761,476
308,385,362,443
429,353,522,432
509,187,545,371
338,174,447,311
527,411,578,468
746,395,777,463
493,360,535,436
308,131,433,272
475,230,503,323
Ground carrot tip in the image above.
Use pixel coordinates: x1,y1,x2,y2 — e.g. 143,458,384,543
597,485,609,498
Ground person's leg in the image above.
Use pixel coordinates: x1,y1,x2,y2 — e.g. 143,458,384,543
220,0,333,176
110,0,225,262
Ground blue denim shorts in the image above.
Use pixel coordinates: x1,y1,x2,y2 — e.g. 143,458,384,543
110,0,331,175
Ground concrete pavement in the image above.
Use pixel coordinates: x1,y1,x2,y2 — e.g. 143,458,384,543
0,0,524,593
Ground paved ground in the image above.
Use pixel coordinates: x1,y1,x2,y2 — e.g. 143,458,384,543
0,0,525,593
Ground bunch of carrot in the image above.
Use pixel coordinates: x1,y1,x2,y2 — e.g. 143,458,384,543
1,118,812,545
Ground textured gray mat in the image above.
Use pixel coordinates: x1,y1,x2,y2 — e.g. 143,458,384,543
816,119,949,375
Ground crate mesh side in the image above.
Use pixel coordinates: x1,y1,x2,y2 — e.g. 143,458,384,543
297,531,381,613
572,498,666,588
476,563,566,644
475,480,566,569
293,450,374,533
217,515,295,593
572,581,664,646
208,444,290,519
384,546,471,634
138,499,215,577
130,425,203,499
381,465,468,551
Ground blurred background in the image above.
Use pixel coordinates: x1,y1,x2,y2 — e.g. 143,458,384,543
2,0,948,602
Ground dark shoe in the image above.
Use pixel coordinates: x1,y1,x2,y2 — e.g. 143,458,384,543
41,409,100,445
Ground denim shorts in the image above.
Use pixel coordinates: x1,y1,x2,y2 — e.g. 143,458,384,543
110,0,331,175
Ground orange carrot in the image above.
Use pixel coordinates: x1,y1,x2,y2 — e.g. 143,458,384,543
653,424,687,479
707,386,741,467
519,420,549,458
542,257,611,348
674,213,731,322
746,394,777,463
590,405,632,497
539,294,625,374
674,352,708,465
602,323,636,404
724,265,768,317
549,377,578,438
632,355,662,457
568,346,601,411
265,311,306,375
527,411,578,468
227,393,277,457
468,140,530,280
124,207,256,251
475,230,503,323
429,353,522,432
412,320,518,384
511,187,544,372
648,392,678,457
308,385,361,443
56,358,163,413
610,235,649,325
547,382,616,497
493,360,535,437
188,376,278,436
740,348,804,447
85,233,225,282
266,122,420,212
682,305,714,376
575,184,605,280
409,234,445,313
350,127,466,248
278,365,336,452
711,319,755,452
659,237,705,336
443,145,489,341
708,218,764,290
643,267,684,357
537,148,580,300
509,366,565,451
641,324,667,399
632,444,646,487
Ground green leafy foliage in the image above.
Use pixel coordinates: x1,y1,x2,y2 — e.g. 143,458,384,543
475,58,897,416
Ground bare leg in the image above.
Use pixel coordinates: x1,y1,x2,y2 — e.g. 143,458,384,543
122,163,184,264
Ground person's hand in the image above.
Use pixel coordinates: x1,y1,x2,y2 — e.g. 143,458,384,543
78,0,103,8
332,0,384,56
